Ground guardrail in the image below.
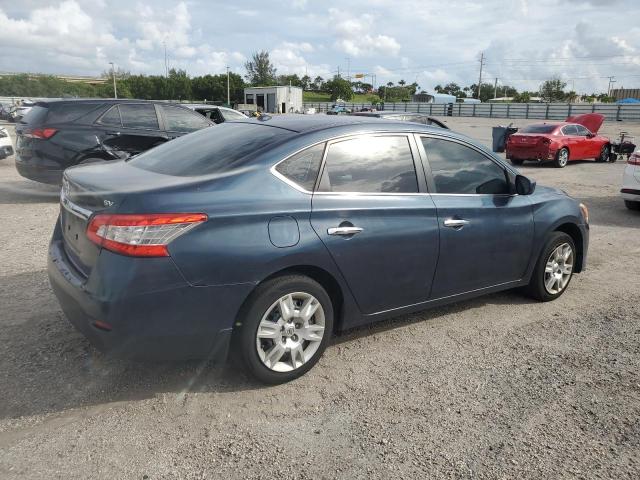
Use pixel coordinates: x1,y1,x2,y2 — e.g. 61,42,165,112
303,102,640,122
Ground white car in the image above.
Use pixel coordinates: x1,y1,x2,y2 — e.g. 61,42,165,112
622,151,640,210
0,126,14,160
181,104,248,123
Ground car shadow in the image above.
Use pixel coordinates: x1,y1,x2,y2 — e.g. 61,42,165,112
334,289,534,345
0,270,536,420
0,270,257,421
0,179,60,204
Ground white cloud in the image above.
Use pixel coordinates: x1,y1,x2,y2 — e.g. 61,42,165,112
329,8,401,57
271,42,331,77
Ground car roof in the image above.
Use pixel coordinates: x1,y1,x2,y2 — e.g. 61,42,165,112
33,99,186,107
233,114,457,137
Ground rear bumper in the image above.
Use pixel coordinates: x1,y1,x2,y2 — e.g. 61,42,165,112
506,144,556,161
15,158,63,184
47,220,255,361
621,188,640,201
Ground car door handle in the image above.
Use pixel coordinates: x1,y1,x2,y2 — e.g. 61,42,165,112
443,218,469,229
327,226,363,236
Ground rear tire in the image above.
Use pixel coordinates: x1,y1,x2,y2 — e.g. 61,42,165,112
555,147,569,168
524,232,576,302
510,158,524,166
625,200,640,211
233,275,333,384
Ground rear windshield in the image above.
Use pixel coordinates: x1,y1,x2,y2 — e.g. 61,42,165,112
21,103,102,125
520,124,557,134
128,122,294,176
21,105,48,125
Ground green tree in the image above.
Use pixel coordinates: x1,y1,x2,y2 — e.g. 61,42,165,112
540,78,566,102
245,50,277,86
324,76,353,101
277,74,303,87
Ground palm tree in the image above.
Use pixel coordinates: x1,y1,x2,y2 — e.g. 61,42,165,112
398,79,406,86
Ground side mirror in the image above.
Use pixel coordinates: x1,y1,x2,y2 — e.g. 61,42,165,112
586,132,595,138
515,175,536,195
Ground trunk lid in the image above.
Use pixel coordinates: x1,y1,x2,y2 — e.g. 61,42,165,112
565,113,605,134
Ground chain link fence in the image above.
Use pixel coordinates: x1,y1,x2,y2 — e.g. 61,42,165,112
303,102,640,122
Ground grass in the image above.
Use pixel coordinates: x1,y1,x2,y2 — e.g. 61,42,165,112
303,92,382,103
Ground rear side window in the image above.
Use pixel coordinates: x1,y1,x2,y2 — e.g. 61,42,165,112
20,105,48,125
221,109,247,121
119,104,159,129
422,137,509,195
98,105,122,126
520,124,557,134
319,135,418,193
275,144,325,191
562,125,578,135
47,103,101,123
129,123,293,176
161,105,210,133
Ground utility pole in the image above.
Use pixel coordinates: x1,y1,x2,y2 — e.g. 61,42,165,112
476,52,484,100
494,77,498,100
226,66,230,106
337,65,340,78
163,40,168,78
346,57,351,83
109,62,117,99
607,76,616,97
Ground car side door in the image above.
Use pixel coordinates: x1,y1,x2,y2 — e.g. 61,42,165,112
97,103,168,157
159,104,213,139
574,124,599,158
561,125,581,159
309,134,440,315
417,135,534,299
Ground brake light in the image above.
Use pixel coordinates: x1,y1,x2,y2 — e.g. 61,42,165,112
23,128,57,139
86,213,207,257
628,153,640,165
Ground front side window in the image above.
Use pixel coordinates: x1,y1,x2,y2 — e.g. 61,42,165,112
421,137,509,195
119,104,159,129
161,105,210,132
275,143,325,191
319,136,418,193
574,124,590,136
220,109,246,121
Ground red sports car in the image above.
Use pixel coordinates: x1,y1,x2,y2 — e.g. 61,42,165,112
506,113,610,168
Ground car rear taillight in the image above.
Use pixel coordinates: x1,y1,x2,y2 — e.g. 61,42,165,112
86,213,208,257
22,128,57,139
628,152,640,165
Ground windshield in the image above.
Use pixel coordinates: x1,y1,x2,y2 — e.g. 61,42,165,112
128,122,293,176
520,124,557,134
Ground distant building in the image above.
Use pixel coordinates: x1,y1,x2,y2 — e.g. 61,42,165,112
611,88,640,101
243,86,303,113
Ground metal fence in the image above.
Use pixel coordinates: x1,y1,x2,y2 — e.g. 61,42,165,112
303,102,640,122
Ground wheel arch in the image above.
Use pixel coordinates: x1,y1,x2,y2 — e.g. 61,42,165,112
553,222,584,272
239,265,346,334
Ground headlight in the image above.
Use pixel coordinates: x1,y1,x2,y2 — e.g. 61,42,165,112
579,203,589,224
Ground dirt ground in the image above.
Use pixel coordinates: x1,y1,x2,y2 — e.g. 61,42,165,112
0,117,639,479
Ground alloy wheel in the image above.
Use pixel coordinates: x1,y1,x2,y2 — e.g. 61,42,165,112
558,149,569,167
255,292,326,372
544,243,574,295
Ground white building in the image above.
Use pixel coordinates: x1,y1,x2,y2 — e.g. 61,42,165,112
243,86,303,114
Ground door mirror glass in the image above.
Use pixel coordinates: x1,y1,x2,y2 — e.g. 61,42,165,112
515,175,536,195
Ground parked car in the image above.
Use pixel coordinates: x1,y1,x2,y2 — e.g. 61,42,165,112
0,103,13,121
506,113,610,168
49,115,589,384
0,126,14,159
350,111,449,129
621,151,640,210
10,101,34,122
182,104,248,123
14,99,214,184
326,104,350,115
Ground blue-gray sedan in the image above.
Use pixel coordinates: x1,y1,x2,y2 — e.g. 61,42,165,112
48,115,589,383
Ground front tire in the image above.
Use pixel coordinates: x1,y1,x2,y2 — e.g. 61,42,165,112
234,275,333,384
625,200,640,211
596,144,610,163
525,232,576,302
555,147,569,168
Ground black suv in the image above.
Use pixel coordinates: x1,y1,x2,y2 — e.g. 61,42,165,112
15,99,214,184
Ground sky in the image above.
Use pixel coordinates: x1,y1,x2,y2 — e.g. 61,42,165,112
0,0,639,94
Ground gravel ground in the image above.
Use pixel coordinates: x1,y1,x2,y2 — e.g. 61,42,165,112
0,117,639,479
